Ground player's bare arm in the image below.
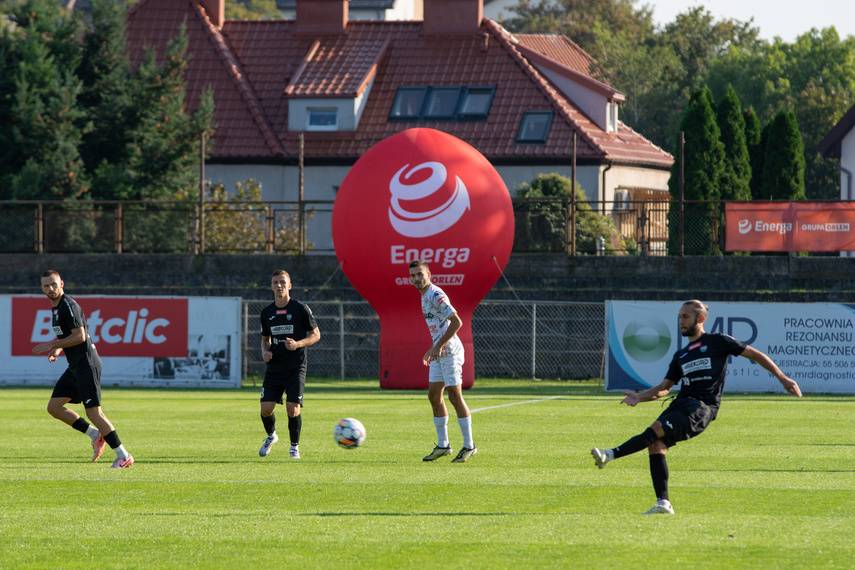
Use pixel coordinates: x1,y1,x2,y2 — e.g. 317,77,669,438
283,327,321,351
740,345,803,397
423,313,462,365
32,327,86,356
261,335,274,362
620,379,676,407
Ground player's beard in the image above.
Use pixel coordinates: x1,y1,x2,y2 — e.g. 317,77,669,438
680,318,702,337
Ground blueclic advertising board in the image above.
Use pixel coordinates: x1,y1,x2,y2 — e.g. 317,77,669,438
606,301,855,394
1,295,241,388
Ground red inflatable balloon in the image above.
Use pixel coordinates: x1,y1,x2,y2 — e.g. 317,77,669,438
332,128,514,389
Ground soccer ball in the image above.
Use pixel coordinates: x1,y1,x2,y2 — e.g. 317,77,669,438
334,418,366,449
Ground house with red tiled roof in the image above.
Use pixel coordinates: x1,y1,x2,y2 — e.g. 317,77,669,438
276,0,423,20
819,102,855,202
125,0,673,250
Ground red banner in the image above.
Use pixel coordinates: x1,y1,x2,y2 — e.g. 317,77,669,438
726,202,855,252
12,297,188,357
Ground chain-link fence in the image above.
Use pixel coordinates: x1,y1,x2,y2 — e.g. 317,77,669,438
242,300,605,381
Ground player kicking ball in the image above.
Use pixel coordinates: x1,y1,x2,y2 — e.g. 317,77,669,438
591,300,801,514
409,260,476,463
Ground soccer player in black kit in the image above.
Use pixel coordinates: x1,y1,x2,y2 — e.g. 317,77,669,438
32,270,134,468
591,300,801,514
258,270,320,459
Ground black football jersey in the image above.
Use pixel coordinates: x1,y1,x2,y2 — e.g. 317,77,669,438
52,294,101,371
259,299,318,374
665,333,746,410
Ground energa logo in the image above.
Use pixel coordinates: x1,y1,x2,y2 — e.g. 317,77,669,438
388,162,470,238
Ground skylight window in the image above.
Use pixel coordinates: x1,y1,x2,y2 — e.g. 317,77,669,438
389,86,495,122
389,87,426,120
516,111,553,144
424,87,461,119
457,87,495,119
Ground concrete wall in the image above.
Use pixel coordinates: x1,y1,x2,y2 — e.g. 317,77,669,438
6,253,855,304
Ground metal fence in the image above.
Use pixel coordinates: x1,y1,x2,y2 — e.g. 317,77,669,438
0,198,792,256
242,300,605,381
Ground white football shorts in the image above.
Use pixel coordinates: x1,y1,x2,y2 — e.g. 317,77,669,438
428,349,465,387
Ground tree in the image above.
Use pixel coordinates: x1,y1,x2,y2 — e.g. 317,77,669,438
515,173,635,255
667,87,724,254
0,0,214,206
78,0,135,199
500,0,655,58
1,0,90,200
744,108,764,199
760,110,806,201
107,24,214,202
205,179,311,253
588,24,682,145
706,28,855,199
227,0,283,19
716,86,751,201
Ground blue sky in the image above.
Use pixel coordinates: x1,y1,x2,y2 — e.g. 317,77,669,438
648,0,855,43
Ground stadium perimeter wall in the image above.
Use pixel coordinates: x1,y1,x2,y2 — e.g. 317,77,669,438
3,253,855,303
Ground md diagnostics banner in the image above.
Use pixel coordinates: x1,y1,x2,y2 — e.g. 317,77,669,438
726,202,855,252
606,301,855,394
1,295,241,388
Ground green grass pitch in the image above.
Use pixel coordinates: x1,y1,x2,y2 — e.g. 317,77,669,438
1,379,853,569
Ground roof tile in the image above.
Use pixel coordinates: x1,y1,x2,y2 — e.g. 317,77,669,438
125,1,672,168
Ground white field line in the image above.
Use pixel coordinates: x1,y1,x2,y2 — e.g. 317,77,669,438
470,396,563,413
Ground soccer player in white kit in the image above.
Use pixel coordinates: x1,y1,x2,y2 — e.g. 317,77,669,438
408,260,477,463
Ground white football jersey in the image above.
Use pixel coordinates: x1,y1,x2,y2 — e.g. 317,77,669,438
420,283,464,356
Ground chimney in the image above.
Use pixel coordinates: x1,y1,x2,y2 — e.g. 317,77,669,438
296,0,349,35
199,0,224,28
423,0,483,35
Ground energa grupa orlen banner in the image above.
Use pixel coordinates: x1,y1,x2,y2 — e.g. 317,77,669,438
606,300,855,394
2,295,241,388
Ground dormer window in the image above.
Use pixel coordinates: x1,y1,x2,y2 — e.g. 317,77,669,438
308,108,338,131
389,86,496,122
516,111,553,144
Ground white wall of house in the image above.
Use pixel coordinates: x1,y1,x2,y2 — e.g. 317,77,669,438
204,160,669,250
603,164,671,205
533,65,614,132
279,0,422,21
483,0,518,21
494,164,600,199
840,128,855,201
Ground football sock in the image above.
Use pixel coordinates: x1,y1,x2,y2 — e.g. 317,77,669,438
649,453,669,502
613,427,659,459
261,413,276,436
104,430,121,449
114,445,130,460
458,416,474,449
103,430,129,459
288,415,302,446
434,416,449,447
85,425,101,441
71,418,91,434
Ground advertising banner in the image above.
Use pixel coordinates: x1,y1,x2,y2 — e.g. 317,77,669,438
725,202,855,252
606,300,855,394
1,295,241,388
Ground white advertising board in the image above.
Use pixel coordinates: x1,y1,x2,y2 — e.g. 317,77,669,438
1,295,241,388
606,300,855,394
